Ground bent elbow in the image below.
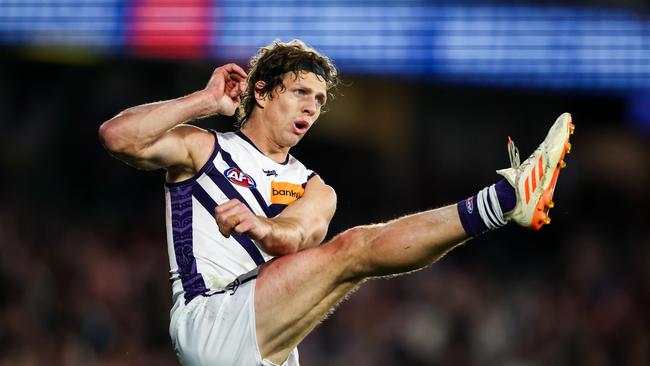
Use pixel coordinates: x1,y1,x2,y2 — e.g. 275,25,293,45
98,118,144,158
98,120,125,154
306,219,329,248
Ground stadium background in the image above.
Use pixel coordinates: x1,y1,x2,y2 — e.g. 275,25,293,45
0,0,648,365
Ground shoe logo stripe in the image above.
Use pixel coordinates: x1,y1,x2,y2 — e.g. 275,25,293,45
525,177,530,204
531,166,537,191
538,156,544,180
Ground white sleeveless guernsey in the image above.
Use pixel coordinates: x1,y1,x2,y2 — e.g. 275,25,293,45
164,130,316,305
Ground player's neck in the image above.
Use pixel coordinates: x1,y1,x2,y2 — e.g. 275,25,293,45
239,123,290,164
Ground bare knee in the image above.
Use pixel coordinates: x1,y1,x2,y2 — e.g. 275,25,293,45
326,224,383,281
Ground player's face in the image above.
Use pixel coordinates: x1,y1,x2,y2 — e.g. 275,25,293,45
262,71,327,148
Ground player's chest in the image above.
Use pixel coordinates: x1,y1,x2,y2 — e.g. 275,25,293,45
220,157,304,206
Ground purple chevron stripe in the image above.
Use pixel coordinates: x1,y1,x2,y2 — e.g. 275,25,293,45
218,147,272,218
268,203,288,218
200,172,265,266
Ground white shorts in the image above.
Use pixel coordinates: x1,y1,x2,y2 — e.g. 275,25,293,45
169,269,300,366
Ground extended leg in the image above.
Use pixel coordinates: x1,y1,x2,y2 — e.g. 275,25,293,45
256,113,575,363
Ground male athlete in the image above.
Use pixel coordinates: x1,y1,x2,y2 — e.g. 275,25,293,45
99,40,574,365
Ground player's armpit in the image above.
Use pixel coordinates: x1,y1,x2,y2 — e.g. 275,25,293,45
262,175,337,253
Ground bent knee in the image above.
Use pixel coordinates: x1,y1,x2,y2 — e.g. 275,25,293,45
326,224,383,280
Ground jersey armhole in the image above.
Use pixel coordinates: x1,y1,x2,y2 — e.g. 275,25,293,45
301,171,318,188
165,129,219,188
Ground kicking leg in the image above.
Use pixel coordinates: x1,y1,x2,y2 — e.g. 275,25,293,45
256,113,575,363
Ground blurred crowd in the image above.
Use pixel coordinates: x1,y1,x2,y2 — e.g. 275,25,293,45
0,209,176,366
1,201,648,366
1,59,648,365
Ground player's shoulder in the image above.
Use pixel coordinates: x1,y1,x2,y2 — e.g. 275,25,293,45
170,124,213,139
169,124,217,170
170,124,214,150
305,173,336,196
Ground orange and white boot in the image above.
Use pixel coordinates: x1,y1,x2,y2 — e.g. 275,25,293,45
497,113,575,230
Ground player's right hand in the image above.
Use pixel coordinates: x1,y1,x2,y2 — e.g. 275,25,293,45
203,63,248,116
215,199,271,240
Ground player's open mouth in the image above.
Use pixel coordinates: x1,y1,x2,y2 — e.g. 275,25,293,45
293,120,309,134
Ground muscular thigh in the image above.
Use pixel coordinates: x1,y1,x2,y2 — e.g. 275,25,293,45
254,228,366,363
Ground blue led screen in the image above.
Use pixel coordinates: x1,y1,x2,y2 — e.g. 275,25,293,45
1,0,648,90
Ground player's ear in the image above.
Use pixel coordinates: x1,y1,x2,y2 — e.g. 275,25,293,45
254,81,267,108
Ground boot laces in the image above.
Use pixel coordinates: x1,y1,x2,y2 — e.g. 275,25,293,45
507,136,521,169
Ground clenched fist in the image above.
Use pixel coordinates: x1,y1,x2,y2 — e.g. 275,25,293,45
215,199,271,240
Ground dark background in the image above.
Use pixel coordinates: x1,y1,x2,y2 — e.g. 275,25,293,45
1,8,649,365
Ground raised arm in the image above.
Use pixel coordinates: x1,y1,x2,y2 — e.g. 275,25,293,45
98,63,247,171
215,176,337,256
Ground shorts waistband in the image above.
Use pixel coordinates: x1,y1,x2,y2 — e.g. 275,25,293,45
203,267,259,297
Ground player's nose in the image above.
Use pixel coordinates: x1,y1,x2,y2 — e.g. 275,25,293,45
302,97,318,116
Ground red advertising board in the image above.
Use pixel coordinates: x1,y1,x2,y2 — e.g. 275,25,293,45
127,0,212,59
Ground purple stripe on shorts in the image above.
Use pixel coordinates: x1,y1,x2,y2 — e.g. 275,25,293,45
169,185,208,304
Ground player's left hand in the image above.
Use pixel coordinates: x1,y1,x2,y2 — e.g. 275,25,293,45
215,199,271,240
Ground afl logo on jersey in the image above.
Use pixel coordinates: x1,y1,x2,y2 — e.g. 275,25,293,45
224,167,257,188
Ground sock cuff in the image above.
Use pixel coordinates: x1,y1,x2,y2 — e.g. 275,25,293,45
477,186,507,229
457,197,487,237
457,180,514,238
